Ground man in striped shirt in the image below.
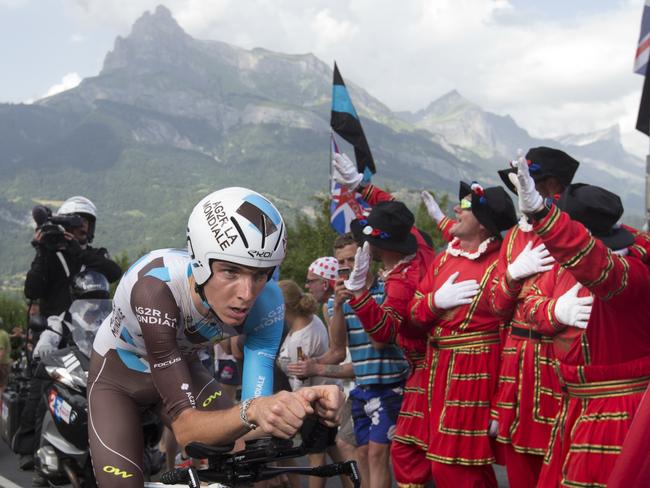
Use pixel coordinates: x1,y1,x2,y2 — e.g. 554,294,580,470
293,232,408,488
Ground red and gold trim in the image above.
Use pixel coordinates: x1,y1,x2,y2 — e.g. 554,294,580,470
438,216,454,236
563,238,595,270
602,256,629,301
535,204,561,237
431,330,500,350
394,435,428,450
565,376,650,399
505,225,519,262
458,260,498,331
349,290,372,310
425,452,495,466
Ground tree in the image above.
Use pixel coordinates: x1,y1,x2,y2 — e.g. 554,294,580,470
281,196,338,286
414,191,451,251
0,294,27,331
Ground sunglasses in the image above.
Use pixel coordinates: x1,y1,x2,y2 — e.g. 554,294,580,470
459,198,472,210
305,278,326,285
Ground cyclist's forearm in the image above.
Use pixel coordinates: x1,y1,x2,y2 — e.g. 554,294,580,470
172,405,248,448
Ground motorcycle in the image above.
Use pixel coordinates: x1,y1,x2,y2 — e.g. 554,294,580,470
34,298,164,487
1,349,30,447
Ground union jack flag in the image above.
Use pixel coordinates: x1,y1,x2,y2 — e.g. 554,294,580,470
635,0,650,75
330,135,371,234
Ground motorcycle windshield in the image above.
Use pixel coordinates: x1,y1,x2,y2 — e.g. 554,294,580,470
68,299,112,358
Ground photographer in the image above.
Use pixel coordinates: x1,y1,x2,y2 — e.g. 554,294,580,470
24,196,121,317
15,196,121,483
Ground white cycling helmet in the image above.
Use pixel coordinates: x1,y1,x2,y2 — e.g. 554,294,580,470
57,196,98,242
187,187,287,285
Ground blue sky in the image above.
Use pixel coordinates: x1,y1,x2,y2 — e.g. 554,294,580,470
1,0,647,155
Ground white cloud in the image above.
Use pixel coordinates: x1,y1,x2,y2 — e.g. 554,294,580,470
58,0,648,156
43,72,82,98
69,33,86,43
310,9,358,48
0,0,27,8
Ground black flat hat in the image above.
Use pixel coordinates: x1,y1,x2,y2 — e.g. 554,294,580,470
498,147,580,195
350,200,417,254
557,183,634,250
459,182,517,237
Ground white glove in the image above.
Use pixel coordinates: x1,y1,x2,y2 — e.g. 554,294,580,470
433,271,480,310
34,331,58,359
421,191,445,224
344,242,371,292
515,153,544,214
553,283,593,329
507,242,554,281
332,152,363,191
488,419,499,437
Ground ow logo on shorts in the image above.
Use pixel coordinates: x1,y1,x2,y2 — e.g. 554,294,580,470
202,390,222,408
102,465,133,478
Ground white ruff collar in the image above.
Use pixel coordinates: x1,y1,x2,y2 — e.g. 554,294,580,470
518,215,533,233
380,253,415,279
446,237,495,260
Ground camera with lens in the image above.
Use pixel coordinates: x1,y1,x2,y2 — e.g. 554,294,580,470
32,205,85,251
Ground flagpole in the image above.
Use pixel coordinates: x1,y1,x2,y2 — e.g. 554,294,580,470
646,151,650,230
329,129,334,194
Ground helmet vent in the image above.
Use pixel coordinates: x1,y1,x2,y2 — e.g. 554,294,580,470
260,214,266,249
272,222,284,252
230,216,249,249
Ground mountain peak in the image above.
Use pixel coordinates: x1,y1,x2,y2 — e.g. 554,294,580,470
557,124,621,147
101,5,191,74
416,90,476,118
130,5,186,40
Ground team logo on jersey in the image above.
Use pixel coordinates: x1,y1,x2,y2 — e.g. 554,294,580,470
153,356,181,369
102,466,133,478
110,307,126,338
201,390,222,408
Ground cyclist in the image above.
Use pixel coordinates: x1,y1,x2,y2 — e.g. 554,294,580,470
87,187,344,487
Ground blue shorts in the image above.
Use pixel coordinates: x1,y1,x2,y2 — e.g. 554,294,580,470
349,383,404,445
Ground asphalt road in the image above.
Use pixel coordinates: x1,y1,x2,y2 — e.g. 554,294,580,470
0,439,37,488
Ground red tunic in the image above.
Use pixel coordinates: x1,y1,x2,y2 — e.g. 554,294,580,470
607,385,650,488
489,222,562,457
351,184,435,452
408,238,509,466
522,205,650,488
622,223,650,265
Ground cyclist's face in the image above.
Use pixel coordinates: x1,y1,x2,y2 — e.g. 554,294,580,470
203,261,272,326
